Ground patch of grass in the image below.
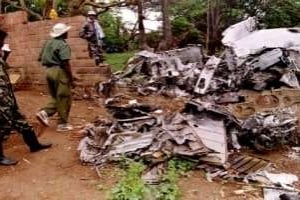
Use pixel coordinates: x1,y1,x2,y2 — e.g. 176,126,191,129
105,51,135,72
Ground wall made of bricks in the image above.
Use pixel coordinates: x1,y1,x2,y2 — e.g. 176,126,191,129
0,11,110,86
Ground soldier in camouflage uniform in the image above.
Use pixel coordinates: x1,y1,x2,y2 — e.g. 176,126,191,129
79,10,105,66
0,30,52,166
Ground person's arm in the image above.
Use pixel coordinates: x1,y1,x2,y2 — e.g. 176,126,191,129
38,41,47,62
2,51,10,61
79,22,93,39
79,23,87,39
61,60,73,83
59,43,81,87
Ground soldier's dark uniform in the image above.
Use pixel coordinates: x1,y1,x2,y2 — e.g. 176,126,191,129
0,32,51,166
79,20,104,65
0,58,31,138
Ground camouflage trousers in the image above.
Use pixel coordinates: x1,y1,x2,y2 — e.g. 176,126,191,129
0,107,34,139
0,73,34,139
88,42,104,65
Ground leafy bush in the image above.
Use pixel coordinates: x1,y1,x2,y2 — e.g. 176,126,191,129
100,12,131,53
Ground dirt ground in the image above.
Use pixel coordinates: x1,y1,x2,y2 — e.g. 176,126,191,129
0,90,299,200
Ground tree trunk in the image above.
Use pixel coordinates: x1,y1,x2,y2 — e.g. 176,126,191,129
137,0,148,50
158,0,172,50
206,0,220,55
52,0,57,10
44,0,53,19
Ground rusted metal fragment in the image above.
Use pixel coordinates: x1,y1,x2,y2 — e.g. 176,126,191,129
229,154,269,175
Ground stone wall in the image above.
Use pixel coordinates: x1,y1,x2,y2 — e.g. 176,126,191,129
0,11,110,86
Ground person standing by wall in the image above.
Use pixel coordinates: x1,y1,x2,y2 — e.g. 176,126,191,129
79,10,105,66
0,30,52,166
36,23,76,132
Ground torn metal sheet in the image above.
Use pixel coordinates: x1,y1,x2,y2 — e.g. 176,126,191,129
194,56,221,94
160,45,204,65
280,72,300,89
248,48,283,71
264,188,299,200
288,147,300,161
78,99,243,167
264,172,298,186
229,154,270,175
109,133,154,156
222,17,258,47
239,108,297,151
198,153,270,181
111,46,207,97
230,28,300,58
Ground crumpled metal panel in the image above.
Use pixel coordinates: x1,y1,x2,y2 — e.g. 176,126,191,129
222,17,258,47
230,28,300,58
239,108,298,151
160,45,204,65
229,154,269,175
194,56,221,94
109,133,154,156
264,188,299,200
248,48,283,71
77,99,240,166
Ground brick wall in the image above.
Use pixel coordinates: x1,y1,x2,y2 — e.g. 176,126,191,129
0,11,111,86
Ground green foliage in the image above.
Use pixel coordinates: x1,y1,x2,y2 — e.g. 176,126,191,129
170,0,300,49
171,158,194,173
146,31,162,49
170,0,207,46
262,0,300,28
105,51,135,72
100,12,130,53
171,16,202,46
152,160,180,200
108,159,187,200
109,161,149,200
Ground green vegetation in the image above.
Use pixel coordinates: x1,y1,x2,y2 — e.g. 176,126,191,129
105,52,135,72
108,159,194,200
151,160,180,200
109,161,149,200
100,12,131,53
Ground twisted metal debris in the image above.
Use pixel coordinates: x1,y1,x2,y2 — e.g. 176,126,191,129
78,99,237,166
78,18,300,186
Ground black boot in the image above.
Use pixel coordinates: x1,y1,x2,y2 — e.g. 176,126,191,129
22,130,52,152
0,141,18,166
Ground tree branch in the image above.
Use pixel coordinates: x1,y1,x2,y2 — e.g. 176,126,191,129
3,0,43,20
84,0,129,9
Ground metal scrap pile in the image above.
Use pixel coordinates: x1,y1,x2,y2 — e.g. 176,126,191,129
104,17,300,98
238,108,298,151
114,46,206,97
78,18,300,195
78,98,239,166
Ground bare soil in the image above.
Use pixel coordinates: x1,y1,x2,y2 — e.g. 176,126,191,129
0,90,299,200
